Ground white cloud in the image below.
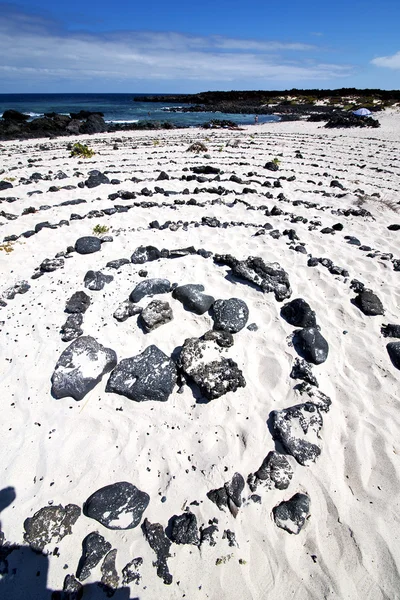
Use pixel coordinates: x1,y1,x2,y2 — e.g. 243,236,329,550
0,7,353,86
371,51,400,69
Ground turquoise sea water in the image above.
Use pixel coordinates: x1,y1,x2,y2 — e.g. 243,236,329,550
0,93,279,127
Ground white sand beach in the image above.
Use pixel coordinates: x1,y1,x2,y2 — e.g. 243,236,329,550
0,112,400,600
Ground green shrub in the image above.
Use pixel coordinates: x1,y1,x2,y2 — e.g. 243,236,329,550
92,224,109,236
70,143,95,158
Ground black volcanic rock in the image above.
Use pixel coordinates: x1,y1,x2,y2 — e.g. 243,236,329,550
214,254,291,301
75,236,102,254
248,451,293,492
65,291,91,314
23,504,81,552
290,358,318,386
76,532,112,581
60,313,84,342
142,519,173,585
172,284,215,315
270,402,324,466
84,171,110,188
273,493,310,534
80,114,107,134
352,290,384,316
212,298,249,333
293,327,329,365
51,336,117,400
84,270,113,291
129,278,171,303
387,342,400,370
179,336,245,400
2,109,29,122
140,299,173,332
168,513,200,545
207,472,245,518
131,245,161,264
381,324,400,338
280,298,317,328
106,345,177,402
84,482,149,530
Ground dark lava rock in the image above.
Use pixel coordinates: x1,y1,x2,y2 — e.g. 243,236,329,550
192,165,220,175
352,290,384,316
387,342,400,370
157,171,170,180
248,451,293,492
381,324,400,338
273,493,310,534
51,336,117,401
140,299,173,332
113,300,142,322
388,224,400,231
270,403,324,466
172,283,215,315
129,278,171,303
60,313,84,342
0,181,13,191
65,291,91,314
130,245,161,264
280,298,317,328
76,532,112,581
179,337,245,400
2,109,29,122
325,113,379,129
264,162,279,171
122,557,143,586
330,180,345,190
212,298,249,333
214,254,291,301
75,236,102,255
1,280,30,300
84,482,149,530
202,329,234,348
290,358,318,387
106,258,130,269
168,513,200,545
23,504,81,552
200,524,219,547
293,327,329,365
222,530,237,547
84,171,110,188
345,236,361,246
80,114,108,135
142,519,173,585
40,257,65,272
106,345,177,402
62,574,83,600
100,549,119,594
207,473,245,518
84,270,114,291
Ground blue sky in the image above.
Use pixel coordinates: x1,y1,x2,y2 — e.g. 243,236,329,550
1,0,399,92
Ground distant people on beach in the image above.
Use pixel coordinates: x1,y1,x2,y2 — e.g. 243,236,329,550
254,115,258,124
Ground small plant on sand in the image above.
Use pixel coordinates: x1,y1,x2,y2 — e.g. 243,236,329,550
3,176,16,182
0,241,14,253
187,141,208,153
92,224,109,236
70,142,95,159
273,157,281,166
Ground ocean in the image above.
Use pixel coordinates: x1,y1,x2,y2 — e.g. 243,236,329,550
0,93,279,127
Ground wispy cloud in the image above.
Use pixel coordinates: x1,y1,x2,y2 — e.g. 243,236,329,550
0,4,353,88
371,51,400,69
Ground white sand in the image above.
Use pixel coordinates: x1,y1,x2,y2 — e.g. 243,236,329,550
0,111,400,599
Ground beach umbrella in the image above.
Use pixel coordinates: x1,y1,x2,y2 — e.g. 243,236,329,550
353,108,372,116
